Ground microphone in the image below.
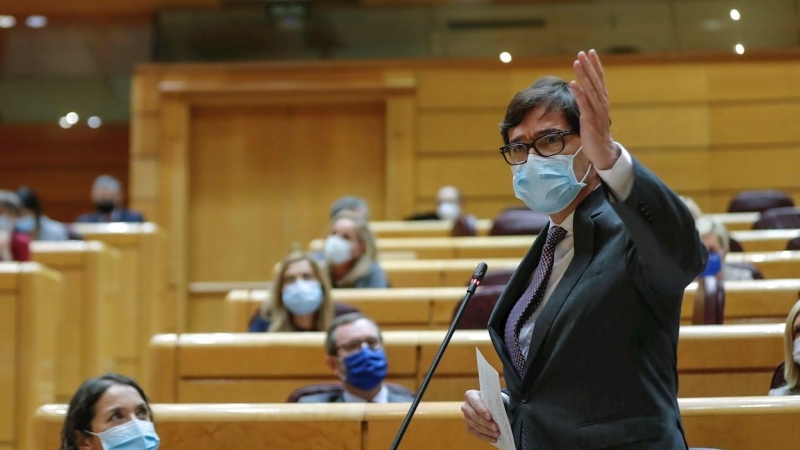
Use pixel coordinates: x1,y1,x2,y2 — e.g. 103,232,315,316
389,262,489,450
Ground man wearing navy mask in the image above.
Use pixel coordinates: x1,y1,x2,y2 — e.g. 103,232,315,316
461,50,707,449
297,313,414,403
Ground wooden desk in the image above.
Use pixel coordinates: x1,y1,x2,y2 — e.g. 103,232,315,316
367,213,758,239
730,229,800,252
148,324,783,405
70,223,169,387
224,279,800,332
312,230,799,260
31,397,800,450
370,219,492,238
31,241,121,402
0,263,61,450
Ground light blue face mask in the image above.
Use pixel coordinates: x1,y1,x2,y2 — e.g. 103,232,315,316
512,146,592,214
282,279,324,316
15,215,35,234
86,419,160,450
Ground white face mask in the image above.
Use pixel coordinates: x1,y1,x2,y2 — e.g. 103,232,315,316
794,336,800,365
436,202,461,221
324,235,353,265
86,419,160,450
282,280,323,316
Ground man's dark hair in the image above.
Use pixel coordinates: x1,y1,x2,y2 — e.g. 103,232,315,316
499,76,581,145
60,373,153,450
324,312,382,356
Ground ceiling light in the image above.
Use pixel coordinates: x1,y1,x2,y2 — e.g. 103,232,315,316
65,112,79,125
0,15,16,29
499,52,512,64
730,9,741,21
734,44,745,55
59,117,72,129
26,15,47,28
88,116,102,129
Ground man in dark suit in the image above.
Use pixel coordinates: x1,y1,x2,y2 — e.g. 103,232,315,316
75,175,145,223
297,313,414,403
461,50,706,449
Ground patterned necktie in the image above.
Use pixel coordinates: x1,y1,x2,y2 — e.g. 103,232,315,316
503,225,567,377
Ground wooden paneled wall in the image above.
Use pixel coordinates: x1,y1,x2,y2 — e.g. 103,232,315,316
0,124,130,223
130,55,800,323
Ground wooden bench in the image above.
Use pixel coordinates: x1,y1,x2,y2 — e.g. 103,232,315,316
311,229,800,259
147,324,783,405
0,263,61,450
368,213,759,239
70,223,170,386
223,279,800,332
30,241,121,402
380,252,800,287
31,397,800,450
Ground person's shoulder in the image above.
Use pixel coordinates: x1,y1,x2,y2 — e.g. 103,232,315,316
387,386,415,403
768,385,799,396
75,212,99,223
296,392,341,403
120,209,145,222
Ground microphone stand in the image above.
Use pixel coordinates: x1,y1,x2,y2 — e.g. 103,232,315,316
389,263,488,450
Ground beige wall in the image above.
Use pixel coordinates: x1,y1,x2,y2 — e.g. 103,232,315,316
130,55,800,326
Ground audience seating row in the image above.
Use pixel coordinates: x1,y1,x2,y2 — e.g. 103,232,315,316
31,397,800,450
311,229,800,259
0,263,61,450
224,279,800,331
368,213,760,238
147,324,784,405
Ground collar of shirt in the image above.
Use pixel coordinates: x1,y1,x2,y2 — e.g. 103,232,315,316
342,384,389,403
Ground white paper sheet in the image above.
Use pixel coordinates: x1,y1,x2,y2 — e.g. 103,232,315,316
476,348,516,450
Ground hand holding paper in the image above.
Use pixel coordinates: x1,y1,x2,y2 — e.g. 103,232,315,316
476,348,516,450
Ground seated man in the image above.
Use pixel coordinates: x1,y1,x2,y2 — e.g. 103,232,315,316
406,185,463,221
297,313,414,403
696,216,754,281
75,175,145,223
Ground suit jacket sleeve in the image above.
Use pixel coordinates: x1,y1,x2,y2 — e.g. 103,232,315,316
605,158,707,299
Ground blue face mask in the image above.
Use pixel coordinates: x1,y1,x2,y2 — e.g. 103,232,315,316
282,280,323,316
512,147,592,214
341,346,388,391
699,251,722,278
15,216,35,234
86,419,160,450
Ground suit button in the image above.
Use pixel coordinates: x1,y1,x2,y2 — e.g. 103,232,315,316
522,393,530,403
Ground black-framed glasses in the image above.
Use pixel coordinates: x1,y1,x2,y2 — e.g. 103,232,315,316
499,130,574,165
336,337,381,355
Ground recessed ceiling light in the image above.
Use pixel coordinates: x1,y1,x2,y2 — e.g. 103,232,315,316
499,52,512,64
0,15,16,29
88,116,102,129
735,44,745,55
730,9,741,21
26,15,47,28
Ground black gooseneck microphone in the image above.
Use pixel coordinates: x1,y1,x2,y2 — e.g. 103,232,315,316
389,262,489,450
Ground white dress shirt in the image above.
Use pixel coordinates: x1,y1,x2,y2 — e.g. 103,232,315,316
518,145,634,360
342,383,389,403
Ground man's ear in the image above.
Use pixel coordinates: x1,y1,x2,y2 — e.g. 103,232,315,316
325,355,340,377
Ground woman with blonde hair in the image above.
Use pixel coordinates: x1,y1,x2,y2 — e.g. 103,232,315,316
322,210,388,288
769,299,800,395
249,251,335,332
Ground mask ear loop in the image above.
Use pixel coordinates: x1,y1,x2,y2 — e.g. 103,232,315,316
572,146,593,184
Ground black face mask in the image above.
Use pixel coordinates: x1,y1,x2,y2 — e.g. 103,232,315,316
94,201,115,214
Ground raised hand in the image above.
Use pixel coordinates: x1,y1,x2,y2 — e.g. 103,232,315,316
570,49,620,170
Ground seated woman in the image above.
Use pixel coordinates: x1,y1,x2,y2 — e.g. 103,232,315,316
15,186,70,241
249,251,336,332
769,299,800,396
323,211,388,288
60,373,159,450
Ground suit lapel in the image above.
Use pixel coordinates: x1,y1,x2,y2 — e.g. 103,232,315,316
487,229,548,381
520,189,607,386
